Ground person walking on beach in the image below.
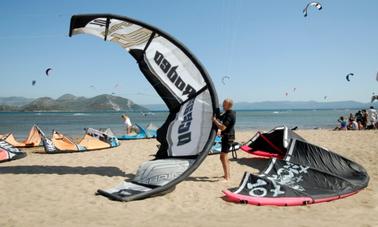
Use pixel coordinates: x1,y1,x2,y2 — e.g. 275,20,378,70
121,114,133,134
213,98,236,181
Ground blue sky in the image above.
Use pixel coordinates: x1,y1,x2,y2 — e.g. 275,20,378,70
0,0,377,104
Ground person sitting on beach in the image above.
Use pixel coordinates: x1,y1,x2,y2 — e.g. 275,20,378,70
213,98,236,181
348,113,354,122
348,117,358,130
121,114,133,134
334,116,347,131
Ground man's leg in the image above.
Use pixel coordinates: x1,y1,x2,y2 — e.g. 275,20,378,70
220,152,230,180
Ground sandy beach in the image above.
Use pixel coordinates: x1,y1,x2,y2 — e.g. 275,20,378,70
0,129,376,227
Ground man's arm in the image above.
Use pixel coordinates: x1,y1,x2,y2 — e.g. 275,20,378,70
213,117,227,131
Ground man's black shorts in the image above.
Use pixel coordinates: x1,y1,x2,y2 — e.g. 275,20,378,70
221,137,234,153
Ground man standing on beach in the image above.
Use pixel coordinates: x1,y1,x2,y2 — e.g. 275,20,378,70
213,99,236,181
367,106,377,129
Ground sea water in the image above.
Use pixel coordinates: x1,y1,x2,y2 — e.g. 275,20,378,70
0,109,358,138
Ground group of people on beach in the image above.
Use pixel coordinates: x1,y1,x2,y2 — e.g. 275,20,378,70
335,106,378,130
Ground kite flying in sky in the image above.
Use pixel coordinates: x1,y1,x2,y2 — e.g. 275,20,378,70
303,2,322,17
346,73,354,82
45,68,52,76
221,76,230,85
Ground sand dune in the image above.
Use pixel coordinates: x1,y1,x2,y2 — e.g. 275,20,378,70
0,130,377,227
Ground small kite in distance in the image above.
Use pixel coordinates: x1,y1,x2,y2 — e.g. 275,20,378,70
221,76,230,85
90,85,97,91
303,2,322,17
371,95,378,103
32,80,36,86
45,68,52,76
346,73,354,82
285,92,288,97
324,96,327,100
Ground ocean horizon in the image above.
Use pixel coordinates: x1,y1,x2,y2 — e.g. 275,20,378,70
0,109,360,137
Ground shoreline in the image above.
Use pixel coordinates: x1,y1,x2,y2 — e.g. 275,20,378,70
1,109,372,138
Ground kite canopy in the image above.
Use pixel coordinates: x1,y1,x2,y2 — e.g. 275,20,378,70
45,68,52,76
0,140,26,163
69,14,218,201
117,123,157,140
303,2,322,17
1,125,43,148
346,73,354,82
40,128,119,153
226,126,369,206
221,76,230,85
371,95,378,103
241,126,304,159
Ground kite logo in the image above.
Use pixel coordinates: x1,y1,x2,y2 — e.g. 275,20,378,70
269,162,309,192
246,162,309,197
247,178,284,197
90,19,107,27
0,141,18,153
247,179,268,197
177,99,195,146
41,137,56,153
154,51,196,97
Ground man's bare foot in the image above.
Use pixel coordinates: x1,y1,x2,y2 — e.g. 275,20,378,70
218,176,228,182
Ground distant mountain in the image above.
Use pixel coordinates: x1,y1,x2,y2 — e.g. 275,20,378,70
56,94,85,101
0,96,34,106
234,101,375,110
0,95,375,112
0,104,20,111
0,94,148,112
